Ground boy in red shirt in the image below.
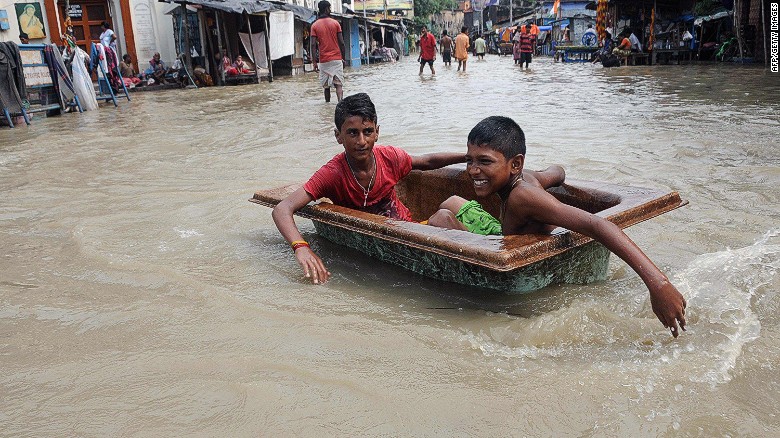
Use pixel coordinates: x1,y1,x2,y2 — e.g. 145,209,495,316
418,26,437,75
310,1,345,102
272,93,465,284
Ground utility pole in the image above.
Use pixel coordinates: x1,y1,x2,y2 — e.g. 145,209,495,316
510,0,513,26
363,0,370,65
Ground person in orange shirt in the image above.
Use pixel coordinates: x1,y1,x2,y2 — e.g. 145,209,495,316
310,1,345,102
612,31,632,57
454,26,470,72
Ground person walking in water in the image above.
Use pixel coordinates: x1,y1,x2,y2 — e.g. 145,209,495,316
474,35,487,60
418,26,437,75
454,26,470,72
440,29,453,67
518,24,534,69
310,1,345,102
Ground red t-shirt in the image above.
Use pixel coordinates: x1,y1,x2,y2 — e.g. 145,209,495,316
311,17,342,63
419,33,437,60
303,145,414,221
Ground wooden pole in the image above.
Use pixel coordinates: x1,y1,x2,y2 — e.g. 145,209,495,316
734,0,744,60
762,0,768,66
246,13,257,80
264,13,274,82
215,11,225,84
181,5,192,71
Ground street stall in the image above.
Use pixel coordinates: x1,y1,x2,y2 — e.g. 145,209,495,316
160,0,316,85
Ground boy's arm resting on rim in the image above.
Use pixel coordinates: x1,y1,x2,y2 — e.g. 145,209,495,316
512,186,687,337
272,187,331,284
410,152,467,171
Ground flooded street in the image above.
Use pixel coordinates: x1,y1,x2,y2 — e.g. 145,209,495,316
2,56,779,436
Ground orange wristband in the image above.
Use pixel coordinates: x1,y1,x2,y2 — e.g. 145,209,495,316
291,240,310,251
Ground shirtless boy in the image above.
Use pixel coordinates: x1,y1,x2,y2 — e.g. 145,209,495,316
428,116,688,337
272,93,466,284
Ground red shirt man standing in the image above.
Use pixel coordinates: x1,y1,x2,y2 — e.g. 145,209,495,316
310,0,345,102
418,26,437,75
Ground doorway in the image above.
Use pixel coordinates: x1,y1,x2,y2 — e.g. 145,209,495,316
59,0,113,53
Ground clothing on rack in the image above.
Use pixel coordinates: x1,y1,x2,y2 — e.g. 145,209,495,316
71,47,98,111
0,42,28,103
90,43,122,91
43,44,78,108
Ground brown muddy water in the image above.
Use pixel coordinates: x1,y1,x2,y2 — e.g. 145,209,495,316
2,56,779,436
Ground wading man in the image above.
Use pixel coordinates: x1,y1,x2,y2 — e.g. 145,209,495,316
310,1,345,102
418,26,437,75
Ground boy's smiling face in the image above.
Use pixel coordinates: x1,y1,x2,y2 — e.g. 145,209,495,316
466,143,524,197
335,116,379,161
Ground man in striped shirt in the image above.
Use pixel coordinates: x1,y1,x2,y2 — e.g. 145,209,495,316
519,25,534,69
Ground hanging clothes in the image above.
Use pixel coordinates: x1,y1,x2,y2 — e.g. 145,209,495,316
103,46,122,90
91,43,121,91
0,46,25,117
0,42,28,105
71,47,98,111
43,44,78,108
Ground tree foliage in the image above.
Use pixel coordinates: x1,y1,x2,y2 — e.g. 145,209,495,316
413,0,458,28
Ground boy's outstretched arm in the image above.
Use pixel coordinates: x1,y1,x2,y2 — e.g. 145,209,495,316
516,187,687,337
411,152,466,171
272,187,331,284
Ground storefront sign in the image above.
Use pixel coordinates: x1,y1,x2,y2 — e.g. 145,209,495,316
68,4,82,19
20,48,52,87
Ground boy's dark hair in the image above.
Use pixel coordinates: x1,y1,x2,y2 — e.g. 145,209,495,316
318,0,330,15
19,32,29,40
102,21,110,28
461,26,468,33
467,116,526,158
442,29,448,36
335,93,377,131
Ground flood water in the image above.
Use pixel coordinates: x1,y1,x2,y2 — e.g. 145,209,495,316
2,56,779,436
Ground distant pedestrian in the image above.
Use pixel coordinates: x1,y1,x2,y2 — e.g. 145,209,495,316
310,0,345,102
519,25,533,68
512,26,522,64
454,26,470,72
418,26,437,75
474,35,486,60
440,29,453,67
562,25,571,43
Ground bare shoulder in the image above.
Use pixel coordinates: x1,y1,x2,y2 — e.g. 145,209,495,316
502,183,561,234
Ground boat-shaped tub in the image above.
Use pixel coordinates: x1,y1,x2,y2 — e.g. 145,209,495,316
251,167,686,293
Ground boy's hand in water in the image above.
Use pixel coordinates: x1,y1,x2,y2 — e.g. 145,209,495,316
649,280,687,337
294,246,330,284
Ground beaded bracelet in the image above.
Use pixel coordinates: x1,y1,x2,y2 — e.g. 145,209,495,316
291,240,310,251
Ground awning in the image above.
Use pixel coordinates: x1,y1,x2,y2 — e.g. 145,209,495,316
694,10,732,26
158,0,316,22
